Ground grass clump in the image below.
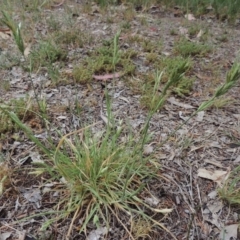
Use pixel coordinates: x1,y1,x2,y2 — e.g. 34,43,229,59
0,93,175,239
53,124,157,235
174,38,211,57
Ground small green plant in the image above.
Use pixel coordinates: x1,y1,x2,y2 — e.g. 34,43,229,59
73,31,135,83
1,80,11,91
174,38,211,57
216,34,228,43
141,59,192,109
121,21,131,30
47,65,61,83
46,14,61,31
29,40,67,71
145,52,159,64
170,28,178,36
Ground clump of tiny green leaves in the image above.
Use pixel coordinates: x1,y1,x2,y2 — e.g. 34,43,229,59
0,11,25,55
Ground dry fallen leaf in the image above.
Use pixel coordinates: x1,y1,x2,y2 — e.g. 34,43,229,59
197,168,229,186
179,111,188,121
167,97,195,109
203,201,223,228
204,159,224,168
185,13,196,21
143,145,153,155
0,232,12,240
234,155,240,163
0,31,11,39
196,111,204,121
197,29,204,38
154,208,173,214
24,43,31,58
23,188,42,208
220,224,238,240
144,196,160,207
87,227,108,240
208,190,217,199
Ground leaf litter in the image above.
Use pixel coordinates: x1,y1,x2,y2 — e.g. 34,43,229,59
0,2,240,240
